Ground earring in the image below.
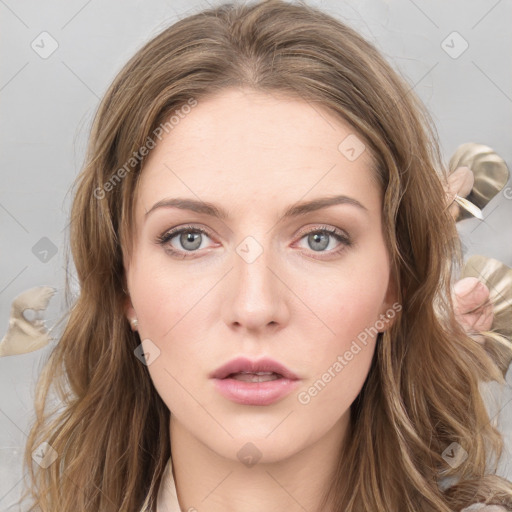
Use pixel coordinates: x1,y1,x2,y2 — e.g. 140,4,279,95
378,311,394,334
130,318,138,329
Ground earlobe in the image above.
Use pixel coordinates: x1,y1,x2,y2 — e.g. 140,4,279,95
380,309,397,332
123,295,138,331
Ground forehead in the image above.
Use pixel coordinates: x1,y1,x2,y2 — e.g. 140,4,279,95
136,87,379,218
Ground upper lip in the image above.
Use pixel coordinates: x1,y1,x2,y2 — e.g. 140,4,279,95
210,357,300,380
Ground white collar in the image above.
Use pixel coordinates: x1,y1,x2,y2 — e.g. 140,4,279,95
156,457,181,512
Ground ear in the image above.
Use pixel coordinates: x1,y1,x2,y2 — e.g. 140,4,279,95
123,289,138,330
122,260,138,327
124,295,136,318
379,268,400,332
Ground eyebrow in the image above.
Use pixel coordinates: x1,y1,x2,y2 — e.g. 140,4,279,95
144,194,368,221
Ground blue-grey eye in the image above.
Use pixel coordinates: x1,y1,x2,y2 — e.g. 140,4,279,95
308,232,330,251
178,231,203,251
294,226,352,258
157,226,212,254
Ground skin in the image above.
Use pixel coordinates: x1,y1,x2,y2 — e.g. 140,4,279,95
446,165,474,219
123,86,399,512
453,277,493,333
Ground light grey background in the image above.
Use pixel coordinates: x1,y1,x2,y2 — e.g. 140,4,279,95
1,0,511,509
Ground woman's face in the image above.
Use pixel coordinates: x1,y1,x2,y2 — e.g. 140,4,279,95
124,87,396,463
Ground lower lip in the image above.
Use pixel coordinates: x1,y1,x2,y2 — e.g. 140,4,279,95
212,376,300,405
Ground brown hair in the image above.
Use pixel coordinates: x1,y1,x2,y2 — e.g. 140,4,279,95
21,1,512,510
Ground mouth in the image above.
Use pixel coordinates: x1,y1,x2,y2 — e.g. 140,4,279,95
210,357,300,406
210,356,300,381
225,371,283,383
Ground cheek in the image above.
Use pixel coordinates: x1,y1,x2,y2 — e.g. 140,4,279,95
130,266,211,416
129,258,212,341
299,340,375,416
128,261,217,401
300,254,390,346
293,251,389,405
295,271,384,415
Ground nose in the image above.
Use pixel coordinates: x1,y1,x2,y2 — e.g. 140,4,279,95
222,238,290,333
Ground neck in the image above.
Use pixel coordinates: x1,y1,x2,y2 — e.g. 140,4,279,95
167,413,349,512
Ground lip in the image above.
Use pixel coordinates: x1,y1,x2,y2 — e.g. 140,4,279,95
210,356,300,380
210,356,301,406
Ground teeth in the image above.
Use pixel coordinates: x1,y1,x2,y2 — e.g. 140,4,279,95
240,371,274,375
229,372,282,382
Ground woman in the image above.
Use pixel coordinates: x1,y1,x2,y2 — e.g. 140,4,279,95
21,1,512,510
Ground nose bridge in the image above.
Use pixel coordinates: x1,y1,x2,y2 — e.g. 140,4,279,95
224,232,287,329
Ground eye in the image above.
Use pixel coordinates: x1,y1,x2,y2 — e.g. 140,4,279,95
156,225,215,258
294,226,351,258
156,224,352,259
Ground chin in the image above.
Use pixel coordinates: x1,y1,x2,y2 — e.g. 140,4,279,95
195,419,316,464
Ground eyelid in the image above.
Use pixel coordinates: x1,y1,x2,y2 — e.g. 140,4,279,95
294,224,349,240
157,224,215,245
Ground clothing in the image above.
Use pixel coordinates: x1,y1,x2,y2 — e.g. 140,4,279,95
153,456,508,512
155,457,181,512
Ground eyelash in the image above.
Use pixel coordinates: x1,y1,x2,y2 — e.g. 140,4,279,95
156,224,352,260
